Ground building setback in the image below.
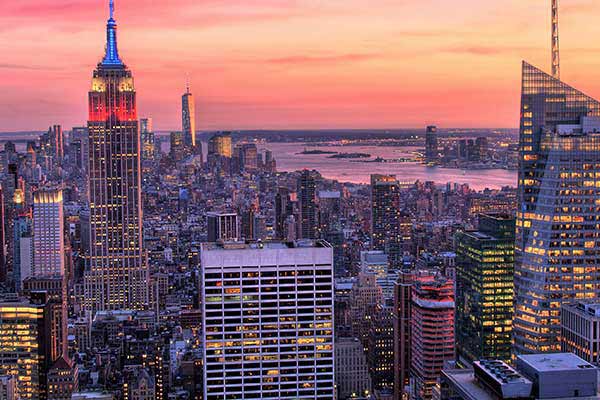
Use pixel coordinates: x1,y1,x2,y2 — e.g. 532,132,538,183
84,0,148,313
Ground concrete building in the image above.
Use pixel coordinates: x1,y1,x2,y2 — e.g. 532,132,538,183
335,338,371,400
84,0,148,314
206,212,239,242
200,240,334,399
32,188,65,278
517,353,598,399
0,375,18,400
411,275,455,400
562,302,600,365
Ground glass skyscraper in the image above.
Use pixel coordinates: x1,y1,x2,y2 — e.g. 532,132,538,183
514,61,600,354
455,213,515,364
84,0,148,313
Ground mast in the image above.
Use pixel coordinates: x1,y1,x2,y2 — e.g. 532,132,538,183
551,0,560,79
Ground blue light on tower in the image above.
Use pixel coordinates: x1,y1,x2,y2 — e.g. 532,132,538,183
102,0,123,66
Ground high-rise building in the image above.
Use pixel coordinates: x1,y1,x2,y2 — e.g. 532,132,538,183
50,125,64,164
514,62,600,354
182,84,196,151
200,240,335,400
207,132,232,158
297,170,319,239
0,188,5,284
32,189,65,278
335,338,371,400
84,0,148,314
561,302,600,365
23,276,69,364
206,212,239,242
424,125,438,164
169,131,185,162
455,213,515,365
370,174,402,269
140,118,155,161
0,375,18,400
274,187,292,240
0,293,53,400
410,275,454,400
393,270,415,398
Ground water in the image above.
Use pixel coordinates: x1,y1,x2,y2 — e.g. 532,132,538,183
260,143,517,190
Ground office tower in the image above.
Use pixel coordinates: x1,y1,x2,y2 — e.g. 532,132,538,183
49,125,64,164
240,206,256,240
207,132,232,158
32,189,65,278
514,62,600,354
140,118,155,161
14,211,33,291
370,174,402,269
274,187,292,240
182,84,196,151
349,271,384,346
367,304,394,391
475,136,488,161
71,127,89,173
84,0,148,314
169,131,185,162
240,143,258,172
46,356,78,400
206,212,239,242
424,125,438,164
561,302,600,365
455,214,515,365
410,275,454,400
0,375,18,400
0,293,52,400
335,338,371,400
0,188,5,284
360,251,397,300
393,270,415,399
200,240,335,400
297,170,319,239
23,276,69,364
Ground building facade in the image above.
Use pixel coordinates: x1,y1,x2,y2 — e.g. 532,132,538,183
32,189,64,278
514,62,600,354
411,275,455,400
84,0,148,313
455,214,515,364
370,174,403,269
200,240,335,399
561,302,600,365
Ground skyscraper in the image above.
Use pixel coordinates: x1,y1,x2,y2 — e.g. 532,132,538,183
455,213,515,364
200,240,335,399
84,0,148,313
207,132,232,158
410,275,454,400
32,189,65,278
50,125,64,164
370,174,402,269
140,118,155,161
424,125,438,164
298,170,319,239
513,62,600,354
182,84,197,153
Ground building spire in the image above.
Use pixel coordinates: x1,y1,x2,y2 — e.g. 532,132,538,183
102,0,123,66
551,0,560,79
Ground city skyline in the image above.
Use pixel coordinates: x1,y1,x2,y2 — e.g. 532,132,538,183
3,0,600,132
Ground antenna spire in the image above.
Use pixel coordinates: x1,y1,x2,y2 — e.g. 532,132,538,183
102,0,122,66
551,0,560,79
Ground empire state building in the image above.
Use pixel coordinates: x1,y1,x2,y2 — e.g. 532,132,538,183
84,0,148,313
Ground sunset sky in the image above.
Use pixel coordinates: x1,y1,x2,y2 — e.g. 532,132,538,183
2,0,600,132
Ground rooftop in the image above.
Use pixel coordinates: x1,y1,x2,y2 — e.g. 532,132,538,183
517,353,596,373
201,239,332,252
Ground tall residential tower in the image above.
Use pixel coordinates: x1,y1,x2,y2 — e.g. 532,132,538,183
84,0,148,314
